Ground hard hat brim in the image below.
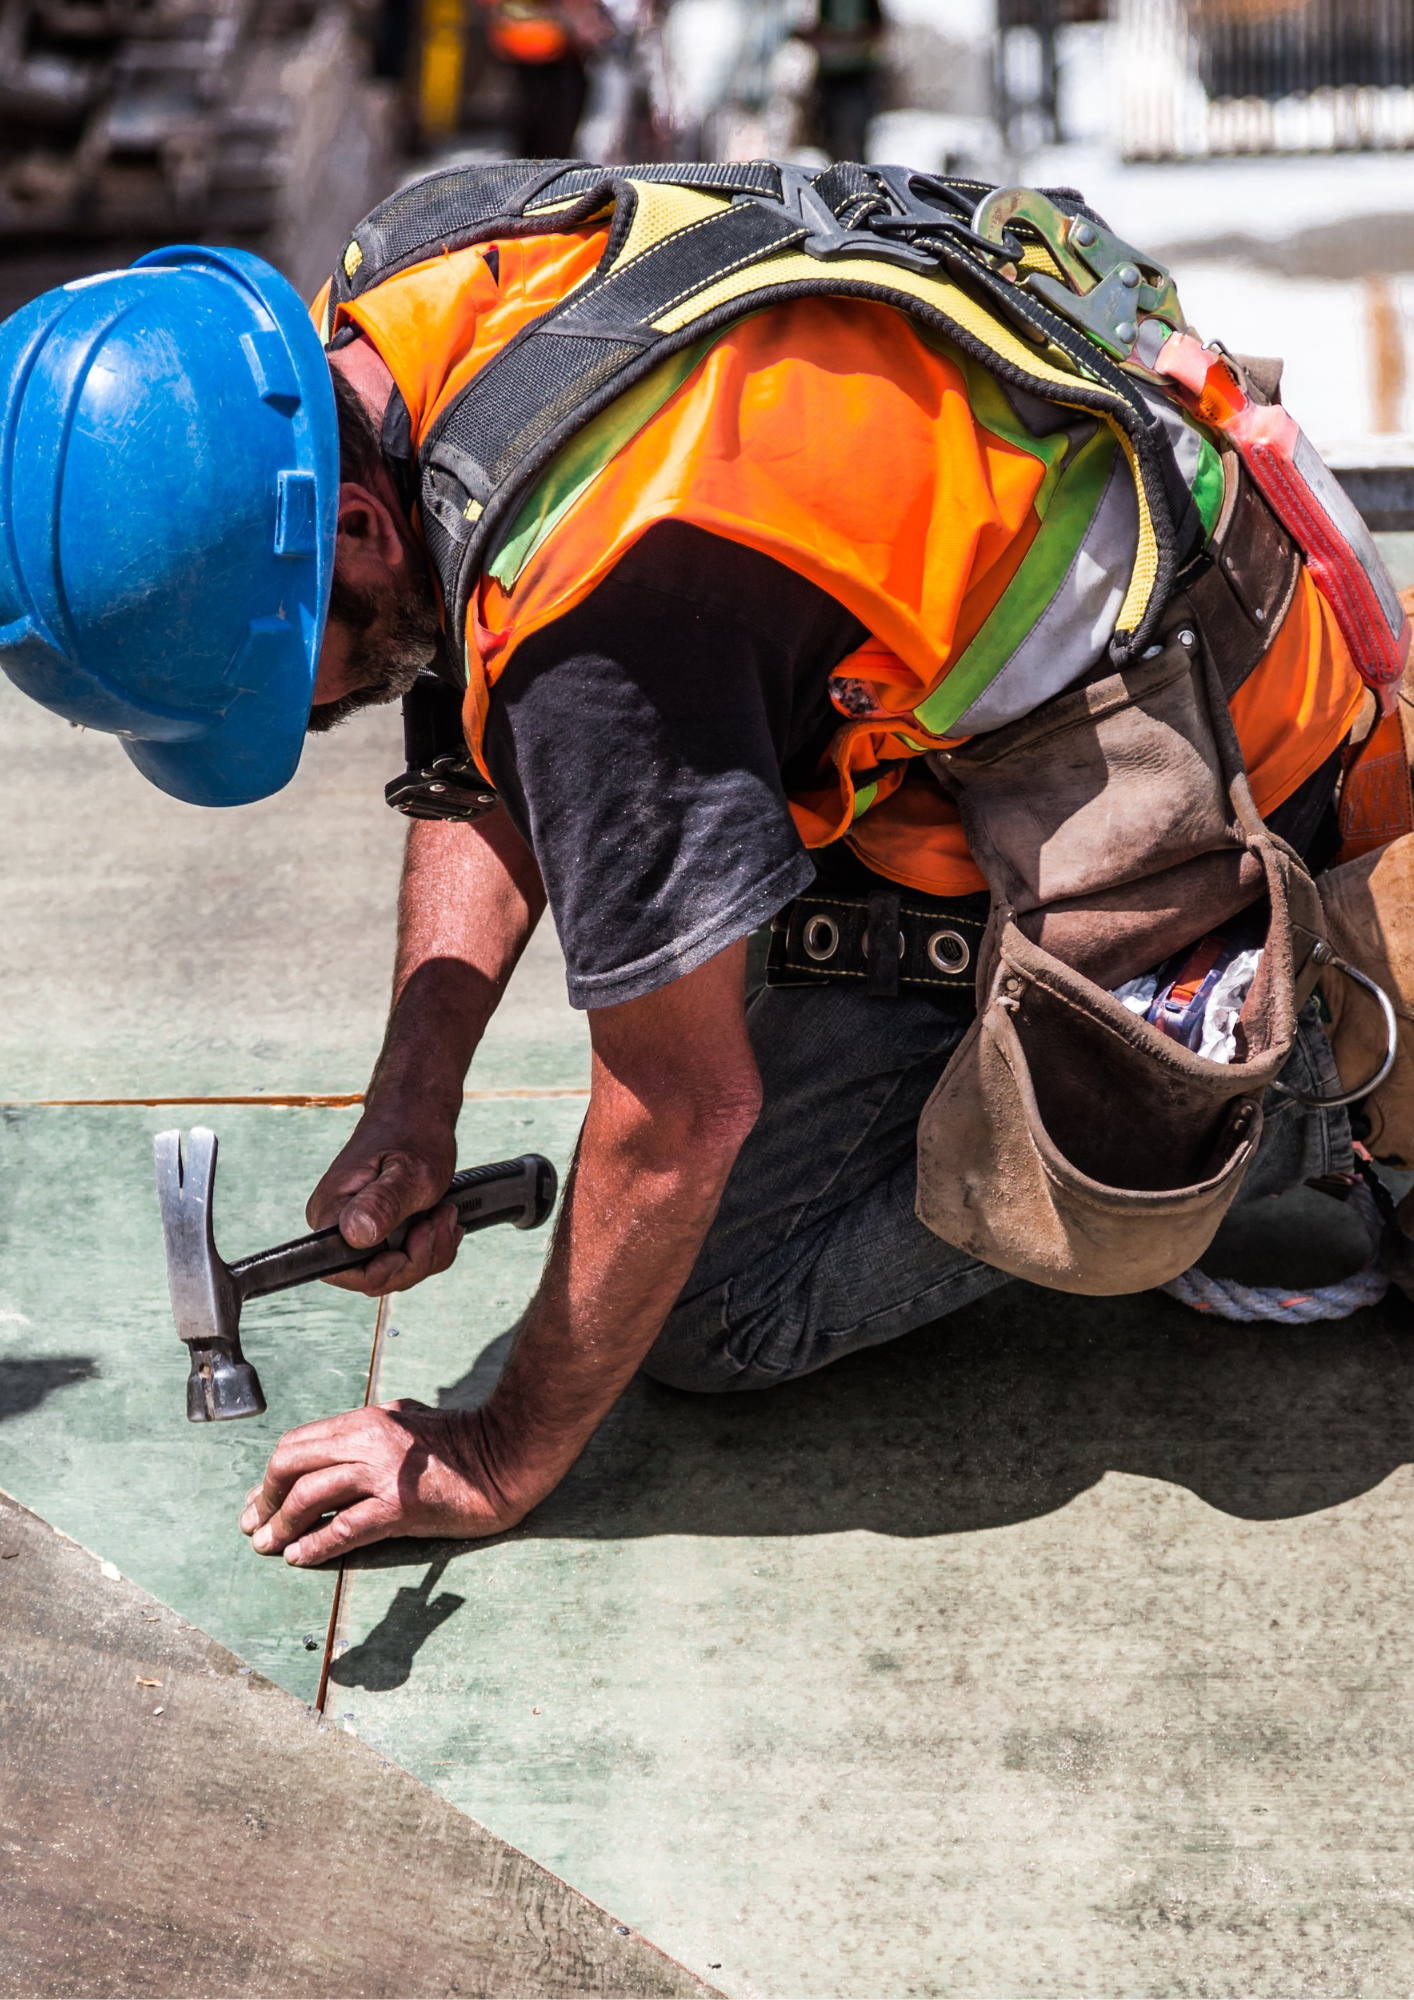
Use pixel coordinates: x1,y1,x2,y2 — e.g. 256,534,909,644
120,608,316,807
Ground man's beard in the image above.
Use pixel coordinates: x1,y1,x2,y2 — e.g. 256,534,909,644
306,569,452,733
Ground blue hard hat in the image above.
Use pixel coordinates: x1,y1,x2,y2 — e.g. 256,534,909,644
0,245,338,807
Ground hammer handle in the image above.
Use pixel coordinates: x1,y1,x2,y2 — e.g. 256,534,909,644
229,1153,557,1303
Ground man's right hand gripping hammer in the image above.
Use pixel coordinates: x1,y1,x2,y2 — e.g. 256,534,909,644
154,1127,557,1423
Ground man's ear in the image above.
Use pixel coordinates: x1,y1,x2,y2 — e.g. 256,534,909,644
334,480,407,590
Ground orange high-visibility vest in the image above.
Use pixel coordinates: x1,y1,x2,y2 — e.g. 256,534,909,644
317,229,1362,897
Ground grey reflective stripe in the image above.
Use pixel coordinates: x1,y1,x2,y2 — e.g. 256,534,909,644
1138,382,1202,491
947,446,1140,734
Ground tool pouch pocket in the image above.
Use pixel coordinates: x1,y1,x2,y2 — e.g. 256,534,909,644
917,612,1327,1293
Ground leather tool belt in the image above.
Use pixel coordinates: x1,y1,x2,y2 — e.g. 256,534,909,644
768,452,1298,1008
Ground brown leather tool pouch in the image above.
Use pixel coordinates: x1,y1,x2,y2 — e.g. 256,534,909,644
916,507,1326,1293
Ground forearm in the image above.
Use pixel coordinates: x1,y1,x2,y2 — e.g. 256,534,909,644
468,972,761,1509
369,809,546,1111
251,941,761,1558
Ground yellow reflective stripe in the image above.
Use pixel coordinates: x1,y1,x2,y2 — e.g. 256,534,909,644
851,780,879,820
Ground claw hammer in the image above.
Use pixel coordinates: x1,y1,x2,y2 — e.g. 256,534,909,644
154,1127,557,1422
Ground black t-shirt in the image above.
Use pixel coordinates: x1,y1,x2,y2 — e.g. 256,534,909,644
483,522,868,1010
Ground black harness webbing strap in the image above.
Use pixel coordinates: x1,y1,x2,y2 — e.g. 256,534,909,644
328,160,1203,670
329,158,790,307
330,160,590,304
416,195,814,610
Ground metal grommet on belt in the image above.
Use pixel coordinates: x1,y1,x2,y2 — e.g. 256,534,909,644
802,914,840,962
926,928,971,975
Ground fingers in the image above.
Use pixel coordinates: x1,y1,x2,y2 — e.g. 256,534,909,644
240,1409,371,1534
318,1202,464,1297
249,1464,369,1555
337,1151,446,1252
236,1401,514,1564
307,1151,381,1232
306,1132,450,1238
283,1496,402,1568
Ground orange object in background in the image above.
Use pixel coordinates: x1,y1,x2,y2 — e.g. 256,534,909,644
481,0,571,63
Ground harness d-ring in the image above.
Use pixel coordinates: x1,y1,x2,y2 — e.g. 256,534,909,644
1269,950,1399,1109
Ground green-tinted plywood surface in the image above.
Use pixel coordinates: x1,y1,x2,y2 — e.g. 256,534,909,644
0,1100,581,1703
0,1106,381,1697
332,1274,1414,1997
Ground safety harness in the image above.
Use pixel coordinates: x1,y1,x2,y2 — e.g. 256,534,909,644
331,157,1406,822
328,161,1206,663
325,158,1414,1302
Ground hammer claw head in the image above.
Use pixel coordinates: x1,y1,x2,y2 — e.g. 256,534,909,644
154,1126,265,1423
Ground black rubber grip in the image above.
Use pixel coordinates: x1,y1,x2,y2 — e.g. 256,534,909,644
231,1153,557,1302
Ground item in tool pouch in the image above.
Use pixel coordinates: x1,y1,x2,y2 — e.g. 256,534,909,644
1112,934,1263,1064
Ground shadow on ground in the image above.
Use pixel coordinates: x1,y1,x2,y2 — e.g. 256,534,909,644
347,1277,1414,1589
329,1555,466,1691
0,1357,98,1423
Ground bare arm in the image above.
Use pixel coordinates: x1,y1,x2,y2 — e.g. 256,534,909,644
309,807,546,1292
241,939,760,1563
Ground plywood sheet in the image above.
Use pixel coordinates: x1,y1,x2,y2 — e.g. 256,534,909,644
0,1100,581,1703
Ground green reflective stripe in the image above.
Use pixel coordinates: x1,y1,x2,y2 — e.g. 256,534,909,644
488,332,723,589
913,422,1118,738
1191,433,1224,538
851,781,879,820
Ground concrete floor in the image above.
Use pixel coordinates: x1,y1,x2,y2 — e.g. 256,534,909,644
5,629,1414,1994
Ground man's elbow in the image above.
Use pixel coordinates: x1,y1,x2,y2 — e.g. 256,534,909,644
605,1070,762,1183
693,1074,764,1159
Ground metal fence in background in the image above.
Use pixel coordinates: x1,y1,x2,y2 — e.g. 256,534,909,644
1118,0,1414,156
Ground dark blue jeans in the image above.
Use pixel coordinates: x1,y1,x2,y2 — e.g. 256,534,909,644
643,979,1353,1393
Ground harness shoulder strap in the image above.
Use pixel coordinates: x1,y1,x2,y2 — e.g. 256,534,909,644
333,161,1201,669
328,158,789,302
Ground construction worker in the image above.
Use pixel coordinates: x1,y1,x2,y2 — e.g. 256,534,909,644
0,165,1399,1565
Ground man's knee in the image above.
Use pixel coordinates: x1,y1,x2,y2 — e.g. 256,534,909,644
639,1295,769,1394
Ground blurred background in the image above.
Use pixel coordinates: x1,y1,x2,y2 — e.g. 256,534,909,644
4,0,1414,454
